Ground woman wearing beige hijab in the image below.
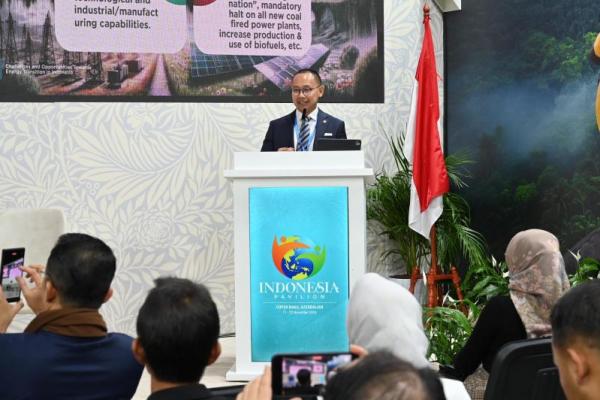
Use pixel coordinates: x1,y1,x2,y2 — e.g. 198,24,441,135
442,229,570,381
348,273,470,400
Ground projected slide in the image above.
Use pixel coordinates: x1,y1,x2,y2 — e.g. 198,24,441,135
0,0,383,102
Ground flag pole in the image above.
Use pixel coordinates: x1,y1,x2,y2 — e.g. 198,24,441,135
427,225,439,306
422,0,439,307
408,2,466,312
423,1,441,308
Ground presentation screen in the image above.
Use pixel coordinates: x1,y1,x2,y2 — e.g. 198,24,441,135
0,0,383,102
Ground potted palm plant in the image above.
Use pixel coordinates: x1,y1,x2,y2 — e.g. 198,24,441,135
367,134,487,281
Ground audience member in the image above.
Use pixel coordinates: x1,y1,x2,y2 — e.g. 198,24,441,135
443,229,570,381
327,351,445,400
0,233,143,399
237,351,445,400
132,277,225,400
347,273,470,400
551,279,600,400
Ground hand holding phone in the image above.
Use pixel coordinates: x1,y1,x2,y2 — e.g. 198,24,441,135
1,248,25,303
236,366,274,400
16,264,48,314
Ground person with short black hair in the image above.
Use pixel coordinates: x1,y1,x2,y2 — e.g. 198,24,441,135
296,368,311,388
551,280,600,400
260,68,347,152
132,277,225,400
45,232,117,308
0,233,143,400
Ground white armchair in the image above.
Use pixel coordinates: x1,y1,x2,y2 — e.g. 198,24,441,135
0,208,65,265
0,209,65,324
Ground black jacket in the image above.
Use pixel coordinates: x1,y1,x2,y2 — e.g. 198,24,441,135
261,110,347,151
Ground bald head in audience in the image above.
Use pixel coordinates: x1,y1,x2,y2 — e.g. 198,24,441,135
327,351,445,400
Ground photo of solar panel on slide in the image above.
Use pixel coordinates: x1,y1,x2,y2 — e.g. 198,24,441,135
190,45,274,80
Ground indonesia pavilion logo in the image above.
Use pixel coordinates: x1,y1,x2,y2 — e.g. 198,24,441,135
271,235,326,280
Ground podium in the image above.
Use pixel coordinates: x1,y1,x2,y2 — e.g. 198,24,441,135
224,151,373,380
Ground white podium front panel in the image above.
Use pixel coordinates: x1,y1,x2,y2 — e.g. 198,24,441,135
225,152,372,380
248,186,350,362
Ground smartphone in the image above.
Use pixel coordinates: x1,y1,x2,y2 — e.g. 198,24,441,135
271,352,357,397
1,248,25,302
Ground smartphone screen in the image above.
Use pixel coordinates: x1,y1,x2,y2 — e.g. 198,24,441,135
1,248,25,302
272,352,356,397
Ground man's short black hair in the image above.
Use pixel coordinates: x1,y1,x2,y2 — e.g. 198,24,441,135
46,233,116,309
551,280,600,349
326,351,444,400
136,277,220,383
293,68,322,85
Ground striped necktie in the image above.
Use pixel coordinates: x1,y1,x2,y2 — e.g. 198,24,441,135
297,115,311,151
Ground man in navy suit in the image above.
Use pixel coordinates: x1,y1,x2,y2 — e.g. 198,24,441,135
261,69,347,151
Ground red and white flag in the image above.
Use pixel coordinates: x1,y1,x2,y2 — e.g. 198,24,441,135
404,10,449,240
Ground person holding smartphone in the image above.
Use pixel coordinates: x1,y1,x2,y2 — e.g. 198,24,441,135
0,233,143,400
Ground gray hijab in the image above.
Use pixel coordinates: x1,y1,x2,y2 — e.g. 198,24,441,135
347,273,429,368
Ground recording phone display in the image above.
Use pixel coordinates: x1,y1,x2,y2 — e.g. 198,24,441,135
1,248,25,302
272,352,355,396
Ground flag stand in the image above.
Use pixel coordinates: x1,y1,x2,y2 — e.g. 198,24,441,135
408,225,466,313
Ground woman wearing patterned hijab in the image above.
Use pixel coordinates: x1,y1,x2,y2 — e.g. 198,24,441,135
442,229,570,381
505,229,570,338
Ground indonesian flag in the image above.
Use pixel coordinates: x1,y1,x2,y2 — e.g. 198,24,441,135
403,11,450,240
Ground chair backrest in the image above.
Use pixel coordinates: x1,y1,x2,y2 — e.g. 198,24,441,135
484,338,566,400
210,384,245,398
0,209,65,265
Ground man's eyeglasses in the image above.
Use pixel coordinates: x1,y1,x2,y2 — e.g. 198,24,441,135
291,85,321,96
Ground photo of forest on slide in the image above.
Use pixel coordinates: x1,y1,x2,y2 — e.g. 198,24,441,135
0,0,383,102
446,0,600,264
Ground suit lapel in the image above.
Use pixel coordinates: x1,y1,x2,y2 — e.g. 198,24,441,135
286,111,296,147
315,110,329,141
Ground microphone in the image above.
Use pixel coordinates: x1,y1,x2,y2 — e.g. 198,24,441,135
302,108,307,121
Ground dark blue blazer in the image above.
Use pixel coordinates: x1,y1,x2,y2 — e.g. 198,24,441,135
261,110,347,151
0,331,143,400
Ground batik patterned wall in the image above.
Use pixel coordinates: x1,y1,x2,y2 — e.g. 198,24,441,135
1,0,444,335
